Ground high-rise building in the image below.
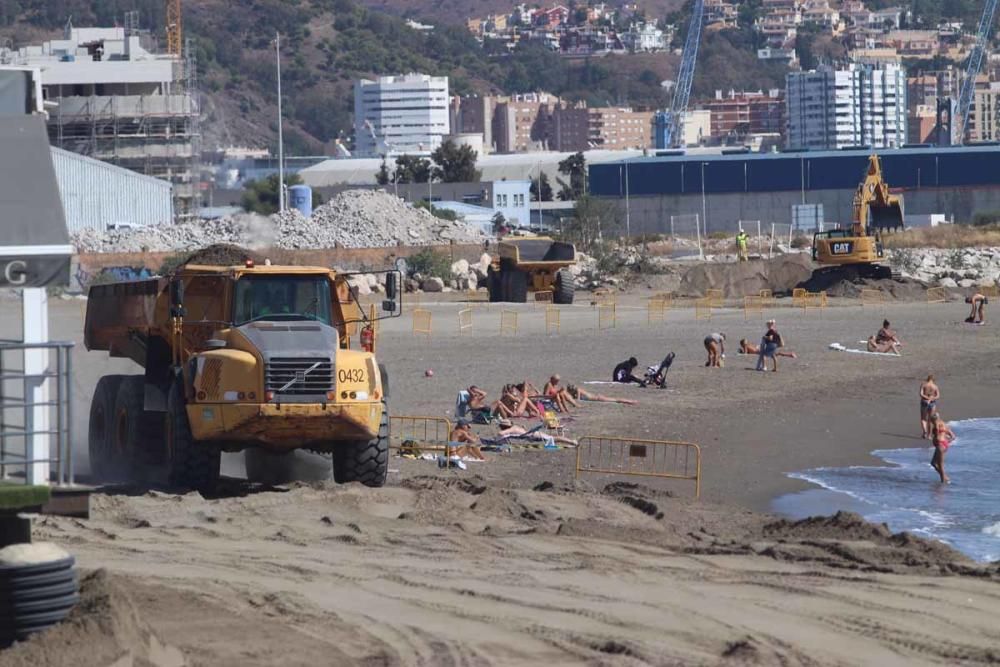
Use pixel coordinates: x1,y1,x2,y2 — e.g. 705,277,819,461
705,89,784,142
973,84,1000,142
552,104,653,152
354,74,450,156
493,92,559,153
2,26,199,218
785,63,907,150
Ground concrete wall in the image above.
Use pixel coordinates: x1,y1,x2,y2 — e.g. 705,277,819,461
608,186,1000,235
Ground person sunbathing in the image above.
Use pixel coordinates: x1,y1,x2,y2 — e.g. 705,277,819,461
497,423,578,447
542,374,573,412
566,384,638,405
866,335,900,355
449,420,486,461
739,338,797,358
498,384,542,418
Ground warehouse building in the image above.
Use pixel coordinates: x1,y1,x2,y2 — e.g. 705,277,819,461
589,145,1000,234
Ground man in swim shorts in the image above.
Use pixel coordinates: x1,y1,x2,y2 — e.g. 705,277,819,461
919,374,940,438
966,293,988,324
704,333,725,368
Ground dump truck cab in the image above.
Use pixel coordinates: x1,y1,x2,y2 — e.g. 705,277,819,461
84,261,401,490
486,238,577,303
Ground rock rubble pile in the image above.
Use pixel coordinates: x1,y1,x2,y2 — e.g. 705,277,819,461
73,190,486,253
889,247,1000,287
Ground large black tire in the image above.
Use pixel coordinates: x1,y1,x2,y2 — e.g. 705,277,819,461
165,380,221,491
113,376,164,481
88,374,126,481
487,267,502,303
553,269,575,305
332,400,389,487
503,269,528,303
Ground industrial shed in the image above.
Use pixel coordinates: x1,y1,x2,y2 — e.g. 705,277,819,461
51,147,173,233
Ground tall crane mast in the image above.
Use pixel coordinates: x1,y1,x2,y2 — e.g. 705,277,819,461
166,0,182,56
663,0,705,148
957,0,998,143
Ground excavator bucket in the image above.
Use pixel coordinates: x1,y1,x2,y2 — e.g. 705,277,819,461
869,201,904,233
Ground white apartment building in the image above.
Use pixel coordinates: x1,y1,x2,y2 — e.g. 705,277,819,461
354,74,450,157
786,63,907,150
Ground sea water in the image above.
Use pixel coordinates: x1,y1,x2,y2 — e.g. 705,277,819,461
775,418,1000,562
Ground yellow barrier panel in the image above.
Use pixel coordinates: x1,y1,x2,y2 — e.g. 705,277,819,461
592,287,616,307
412,308,432,336
407,291,422,311
802,291,827,310
695,296,713,320
791,288,807,308
575,436,702,498
861,288,885,307
458,308,473,334
706,288,724,308
654,292,674,309
389,415,453,457
744,295,764,321
546,305,561,334
597,302,617,329
759,289,773,308
980,285,1000,298
647,297,667,324
926,287,946,304
500,310,518,336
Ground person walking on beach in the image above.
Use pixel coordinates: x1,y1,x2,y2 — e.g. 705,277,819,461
704,332,726,367
756,319,783,372
919,375,940,438
929,414,956,484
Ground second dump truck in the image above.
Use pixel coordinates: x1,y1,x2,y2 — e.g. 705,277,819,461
84,260,401,490
486,237,577,303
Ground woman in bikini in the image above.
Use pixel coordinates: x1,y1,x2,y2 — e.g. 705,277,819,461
499,384,542,418
566,384,638,405
929,414,956,484
542,374,573,413
739,339,797,358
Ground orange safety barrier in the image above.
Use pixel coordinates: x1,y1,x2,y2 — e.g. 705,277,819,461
458,308,473,334
575,436,702,498
545,305,561,334
926,287,946,304
980,285,999,298
597,302,617,329
861,288,885,307
791,288,807,308
744,295,764,320
500,309,518,336
591,287,616,307
694,296,713,320
647,297,668,324
706,288,724,308
412,308,432,336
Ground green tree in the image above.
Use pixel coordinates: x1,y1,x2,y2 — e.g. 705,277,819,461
557,152,587,201
431,139,481,182
240,173,319,215
393,155,433,184
565,195,622,249
375,159,391,185
530,172,554,201
491,211,507,234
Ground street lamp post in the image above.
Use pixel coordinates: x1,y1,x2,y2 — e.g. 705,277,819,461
699,162,708,260
624,158,631,239
275,32,285,213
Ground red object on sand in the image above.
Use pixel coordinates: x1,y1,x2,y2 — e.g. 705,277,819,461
425,369,434,377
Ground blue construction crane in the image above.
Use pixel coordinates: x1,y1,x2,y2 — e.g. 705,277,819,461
661,0,705,148
958,0,999,143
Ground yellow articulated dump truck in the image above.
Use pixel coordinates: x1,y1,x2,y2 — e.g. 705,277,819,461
84,260,401,490
486,238,577,303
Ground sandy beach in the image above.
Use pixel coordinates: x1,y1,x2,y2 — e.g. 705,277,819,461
2,292,1000,665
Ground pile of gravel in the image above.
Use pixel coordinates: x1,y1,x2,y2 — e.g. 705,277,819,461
73,190,486,253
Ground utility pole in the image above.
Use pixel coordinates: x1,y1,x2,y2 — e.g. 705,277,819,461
699,162,708,260
624,158,631,239
275,32,285,213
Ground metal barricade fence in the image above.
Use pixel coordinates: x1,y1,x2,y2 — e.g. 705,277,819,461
980,285,999,298
592,288,616,307
744,295,764,320
597,303,616,330
706,289,724,308
647,297,667,324
861,288,885,307
500,310,518,336
575,436,701,498
388,415,453,457
545,306,561,334
412,308,432,336
0,341,75,486
458,308,473,334
694,297,713,320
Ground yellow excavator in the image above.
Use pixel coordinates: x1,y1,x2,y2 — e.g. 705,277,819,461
812,153,904,279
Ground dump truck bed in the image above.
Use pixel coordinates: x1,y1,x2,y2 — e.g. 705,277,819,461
84,278,168,358
500,239,576,267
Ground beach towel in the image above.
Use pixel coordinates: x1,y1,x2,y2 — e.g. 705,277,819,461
829,343,899,357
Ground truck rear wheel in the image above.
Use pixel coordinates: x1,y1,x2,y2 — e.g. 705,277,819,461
332,400,389,487
165,380,220,492
502,269,528,303
113,376,163,482
88,374,126,482
553,269,575,304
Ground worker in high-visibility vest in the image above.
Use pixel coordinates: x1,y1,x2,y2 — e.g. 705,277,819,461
736,230,749,262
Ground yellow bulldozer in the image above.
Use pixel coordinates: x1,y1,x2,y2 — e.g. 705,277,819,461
812,153,904,279
486,238,578,303
84,259,401,490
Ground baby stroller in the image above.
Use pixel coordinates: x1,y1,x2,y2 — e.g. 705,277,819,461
644,352,676,388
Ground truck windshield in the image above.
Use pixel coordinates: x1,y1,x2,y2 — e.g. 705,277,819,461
233,276,333,326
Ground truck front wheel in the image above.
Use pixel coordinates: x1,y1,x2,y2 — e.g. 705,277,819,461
165,380,221,492
332,400,389,487
88,374,126,482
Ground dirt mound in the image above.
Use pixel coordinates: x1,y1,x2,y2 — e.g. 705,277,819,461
679,254,815,297
797,269,929,299
178,243,266,269
0,569,184,667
